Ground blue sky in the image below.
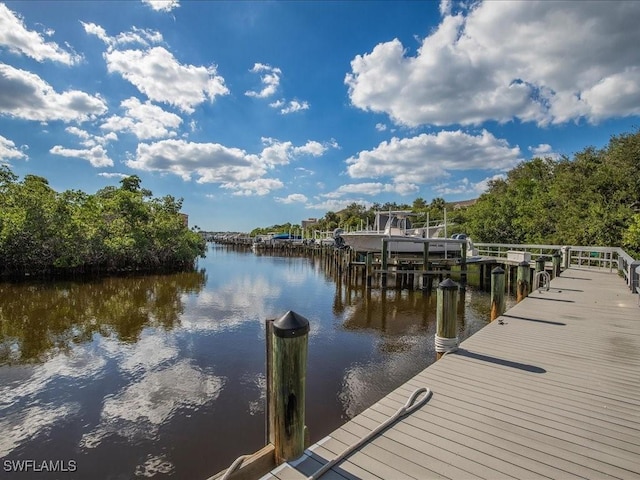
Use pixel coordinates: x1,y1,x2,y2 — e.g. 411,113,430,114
1,0,639,232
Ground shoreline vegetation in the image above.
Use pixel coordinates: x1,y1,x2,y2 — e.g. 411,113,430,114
252,130,640,257
0,169,206,279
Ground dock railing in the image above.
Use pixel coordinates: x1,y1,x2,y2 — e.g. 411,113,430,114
474,243,640,294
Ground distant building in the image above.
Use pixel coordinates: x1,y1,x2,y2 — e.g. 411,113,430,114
301,218,319,230
179,213,188,227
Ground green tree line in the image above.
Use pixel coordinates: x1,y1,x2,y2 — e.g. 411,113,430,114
0,167,206,277
251,130,640,255
461,130,640,255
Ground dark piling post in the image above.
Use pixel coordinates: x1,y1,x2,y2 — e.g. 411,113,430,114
516,261,530,303
552,251,562,278
381,239,388,289
408,265,415,290
435,278,459,360
422,242,430,292
267,311,309,464
562,246,571,270
460,240,467,291
366,252,373,289
490,267,505,322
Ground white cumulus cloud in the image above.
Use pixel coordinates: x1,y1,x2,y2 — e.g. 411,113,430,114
66,126,117,147
223,178,284,196
322,182,418,199
245,63,281,98
100,97,182,139
141,0,180,12
528,143,560,160
346,129,522,184
0,63,107,122
104,46,228,114
98,172,129,179
305,198,373,211
127,137,333,196
50,145,113,168
346,1,640,126
275,193,308,204
271,99,309,115
0,4,81,64
0,135,28,163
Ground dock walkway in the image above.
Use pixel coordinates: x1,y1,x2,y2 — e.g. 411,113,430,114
262,268,640,479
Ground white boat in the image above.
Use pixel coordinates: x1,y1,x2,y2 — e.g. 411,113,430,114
312,230,337,247
337,210,473,255
252,233,275,249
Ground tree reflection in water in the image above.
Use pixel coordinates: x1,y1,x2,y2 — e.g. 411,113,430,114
0,270,206,365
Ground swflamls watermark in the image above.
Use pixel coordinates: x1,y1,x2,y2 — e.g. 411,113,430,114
3,459,77,473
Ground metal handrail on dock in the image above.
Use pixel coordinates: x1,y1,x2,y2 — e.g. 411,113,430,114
533,270,550,292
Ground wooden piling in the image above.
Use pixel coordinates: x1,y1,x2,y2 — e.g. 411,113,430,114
552,251,562,278
460,241,467,290
563,246,571,270
381,239,388,288
436,278,458,360
268,311,309,464
366,252,373,289
490,266,505,322
422,242,430,292
516,260,530,303
535,255,547,274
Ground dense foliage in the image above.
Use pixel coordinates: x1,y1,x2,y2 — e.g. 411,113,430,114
252,130,640,255
0,168,206,277
461,130,640,255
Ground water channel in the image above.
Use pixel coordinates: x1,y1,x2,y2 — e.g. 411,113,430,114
0,243,513,479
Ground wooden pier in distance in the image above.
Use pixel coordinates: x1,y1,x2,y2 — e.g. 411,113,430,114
261,267,640,479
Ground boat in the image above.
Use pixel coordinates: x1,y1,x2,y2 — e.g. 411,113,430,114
311,230,338,247
337,210,474,255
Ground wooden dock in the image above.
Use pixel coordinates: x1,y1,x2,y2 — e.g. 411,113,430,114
261,268,640,479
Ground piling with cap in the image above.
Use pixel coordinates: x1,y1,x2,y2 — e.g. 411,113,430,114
552,251,562,278
535,255,548,274
490,266,505,322
267,311,309,464
435,278,459,360
516,260,530,303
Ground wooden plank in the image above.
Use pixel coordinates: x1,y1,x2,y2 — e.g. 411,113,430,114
372,388,639,478
307,435,385,480
210,444,275,480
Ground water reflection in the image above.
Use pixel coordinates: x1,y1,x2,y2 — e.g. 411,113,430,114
0,246,507,479
0,271,206,365
329,279,510,422
80,357,225,449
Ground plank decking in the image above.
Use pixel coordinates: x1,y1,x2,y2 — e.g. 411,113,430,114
262,268,640,479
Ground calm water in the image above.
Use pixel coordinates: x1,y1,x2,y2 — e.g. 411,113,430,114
0,244,510,479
